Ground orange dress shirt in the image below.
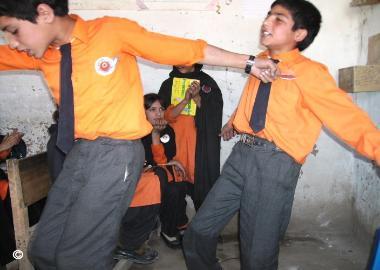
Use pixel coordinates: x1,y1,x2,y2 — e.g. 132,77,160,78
0,15,207,141
233,49,380,164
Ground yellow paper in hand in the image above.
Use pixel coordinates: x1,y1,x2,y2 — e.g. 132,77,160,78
171,78,199,116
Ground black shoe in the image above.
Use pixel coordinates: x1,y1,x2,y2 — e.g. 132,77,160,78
113,246,158,264
160,232,182,249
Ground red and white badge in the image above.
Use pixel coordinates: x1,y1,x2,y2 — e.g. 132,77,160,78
95,56,118,76
201,85,212,93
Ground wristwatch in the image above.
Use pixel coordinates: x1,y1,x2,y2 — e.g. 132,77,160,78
244,55,256,74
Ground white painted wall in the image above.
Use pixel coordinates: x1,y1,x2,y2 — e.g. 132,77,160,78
0,0,379,238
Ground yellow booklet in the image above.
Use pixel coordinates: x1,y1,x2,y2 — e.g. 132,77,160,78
171,77,199,116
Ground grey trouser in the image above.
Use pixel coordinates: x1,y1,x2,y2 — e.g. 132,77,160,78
29,137,144,270
183,139,301,270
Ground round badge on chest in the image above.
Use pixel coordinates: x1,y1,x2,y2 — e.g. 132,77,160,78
94,56,118,76
160,134,170,144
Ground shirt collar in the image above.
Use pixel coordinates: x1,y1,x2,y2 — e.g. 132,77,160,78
258,48,304,64
69,14,89,45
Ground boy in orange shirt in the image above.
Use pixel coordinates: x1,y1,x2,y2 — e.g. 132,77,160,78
183,0,380,269
0,0,277,269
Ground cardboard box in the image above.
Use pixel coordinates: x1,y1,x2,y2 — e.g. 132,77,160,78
339,65,380,93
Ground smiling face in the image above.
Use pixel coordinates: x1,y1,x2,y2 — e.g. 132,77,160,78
145,100,165,125
260,4,307,55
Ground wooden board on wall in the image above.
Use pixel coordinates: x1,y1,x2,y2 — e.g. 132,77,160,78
368,33,380,65
351,0,380,6
69,0,214,10
339,65,380,93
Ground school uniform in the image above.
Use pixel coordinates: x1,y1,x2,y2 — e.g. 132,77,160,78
183,49,380,270
0,15,206,270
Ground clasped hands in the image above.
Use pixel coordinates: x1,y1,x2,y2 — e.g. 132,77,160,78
184,81,201,105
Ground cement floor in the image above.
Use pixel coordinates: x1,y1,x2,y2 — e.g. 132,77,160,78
5,232,369,270
128,232,369,270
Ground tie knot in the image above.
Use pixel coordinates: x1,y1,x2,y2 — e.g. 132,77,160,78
60,43,71,55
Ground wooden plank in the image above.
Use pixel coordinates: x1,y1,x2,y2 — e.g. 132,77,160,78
351,0,380,6
338,65,380,93
19,153,51,206
368,33,380,65
7,159,34,270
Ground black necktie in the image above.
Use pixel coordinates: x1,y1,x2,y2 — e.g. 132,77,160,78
249,81,272,133
56,43,75,154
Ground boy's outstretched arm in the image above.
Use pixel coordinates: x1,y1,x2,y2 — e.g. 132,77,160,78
299,65,380,166
200,45,278,83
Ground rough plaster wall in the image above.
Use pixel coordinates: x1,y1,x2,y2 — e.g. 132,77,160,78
0,71,55,156
352,92,380,238
0,0,378,236
351,4,380,239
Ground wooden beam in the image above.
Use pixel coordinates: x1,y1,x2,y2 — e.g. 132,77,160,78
339,65,380,93
368,33,380,65
351,0,380,6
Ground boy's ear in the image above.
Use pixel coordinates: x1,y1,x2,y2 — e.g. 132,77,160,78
295,29,307,43
36,3,55,24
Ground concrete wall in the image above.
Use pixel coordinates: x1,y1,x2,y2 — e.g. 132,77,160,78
0,0,379,238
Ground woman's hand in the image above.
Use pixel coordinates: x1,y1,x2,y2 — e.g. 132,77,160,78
189,81,200,98
152,119,168,133
166,160,187,179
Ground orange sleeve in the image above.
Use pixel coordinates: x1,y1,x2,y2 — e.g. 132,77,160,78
0,149,11,160
228,109,237,127
151,144,167,164
0,45,37,70
164,105,178,123
0,180,8,201
298,63,380,162
112,18,207,66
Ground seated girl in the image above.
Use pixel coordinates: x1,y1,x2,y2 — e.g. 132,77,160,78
114,93,188,264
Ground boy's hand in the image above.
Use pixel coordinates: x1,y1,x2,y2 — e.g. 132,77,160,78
250,57,278,83
220,123,236,141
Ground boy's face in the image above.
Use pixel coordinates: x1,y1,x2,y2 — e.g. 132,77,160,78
0,16,54,59
260,4,306,54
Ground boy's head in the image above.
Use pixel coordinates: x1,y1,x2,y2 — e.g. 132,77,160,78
261,0,321,53
0,0,68,22
0,0,69,58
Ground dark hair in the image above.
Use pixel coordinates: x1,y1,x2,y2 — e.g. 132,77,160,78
144,93,164,110
0,0,68,23
271,0,321,51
